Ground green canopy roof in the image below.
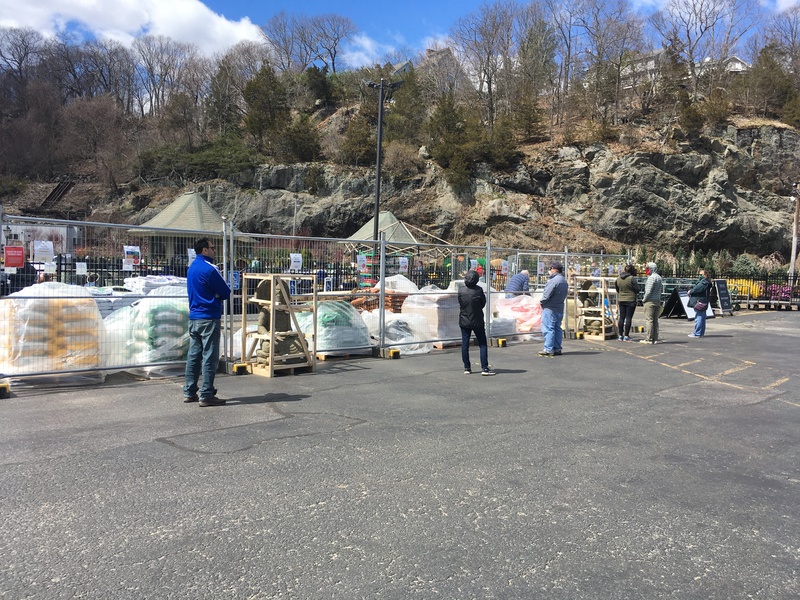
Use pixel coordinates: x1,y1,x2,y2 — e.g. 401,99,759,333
135,191,228,234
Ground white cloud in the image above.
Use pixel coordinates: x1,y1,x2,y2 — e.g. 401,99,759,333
342,32,396,68
0,0,263,56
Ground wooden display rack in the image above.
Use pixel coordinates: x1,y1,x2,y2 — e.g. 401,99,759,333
572,276,618,340
241,274,317,377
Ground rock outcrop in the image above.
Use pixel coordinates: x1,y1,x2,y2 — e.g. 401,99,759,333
9,122,790,255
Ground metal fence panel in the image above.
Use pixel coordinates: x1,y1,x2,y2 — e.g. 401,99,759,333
2,212,798,379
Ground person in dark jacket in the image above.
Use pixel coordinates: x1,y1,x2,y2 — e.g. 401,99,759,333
458,270,495,376
183,238,231,406
687,269,712,338
614,264,640,341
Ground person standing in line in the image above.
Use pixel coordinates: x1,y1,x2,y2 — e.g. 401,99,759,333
614,264,640,341
184,238,231,407
505,269,530,298
639,262,664,344
458,270,495,376
687,269,712,338
538,262,569,357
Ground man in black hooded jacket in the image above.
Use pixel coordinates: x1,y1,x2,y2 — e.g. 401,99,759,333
458,270,495,376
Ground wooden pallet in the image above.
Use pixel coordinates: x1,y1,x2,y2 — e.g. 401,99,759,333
433,340,461,349
315,348,376,361
251,362,313,377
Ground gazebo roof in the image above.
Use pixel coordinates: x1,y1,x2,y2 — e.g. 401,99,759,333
344,211,452,256
135,191,227,234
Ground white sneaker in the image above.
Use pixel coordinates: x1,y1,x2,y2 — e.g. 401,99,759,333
688,334,700,338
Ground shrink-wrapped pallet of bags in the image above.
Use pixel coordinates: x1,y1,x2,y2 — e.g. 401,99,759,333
0,282,105,379
129,285,189,364
401,284,461,341
295,301,371,353
102,305,136,367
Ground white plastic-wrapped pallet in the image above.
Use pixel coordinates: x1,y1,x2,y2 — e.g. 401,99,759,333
129,285,189,364
0,282,105,377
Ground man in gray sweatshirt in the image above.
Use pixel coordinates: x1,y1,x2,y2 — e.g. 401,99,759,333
639,261,664,344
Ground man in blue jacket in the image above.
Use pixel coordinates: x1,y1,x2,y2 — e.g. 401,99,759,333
505,269,530,298
183,238,231,407
539,262,569,357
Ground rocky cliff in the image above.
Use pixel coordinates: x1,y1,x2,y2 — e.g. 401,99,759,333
9,123,799,256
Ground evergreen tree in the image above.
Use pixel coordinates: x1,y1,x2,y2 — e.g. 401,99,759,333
338,113,375,166
243,66,290,153
283,115,321,162
384,68,426,146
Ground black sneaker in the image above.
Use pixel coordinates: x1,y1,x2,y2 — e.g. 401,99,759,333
553,351,562,356
464,369,472,374
199,396,226,407
183,394,199,403
481,370,496,376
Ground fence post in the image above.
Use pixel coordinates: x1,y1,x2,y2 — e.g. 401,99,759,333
221,216,230,363
378,233,386,353
485,239,492,335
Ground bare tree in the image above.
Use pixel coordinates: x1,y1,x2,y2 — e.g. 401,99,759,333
577,0,643,124
543,0,584,127
0,26,44,86
83,39,138,114
650,0,758,99
132,35,200,116
764,6,800,87
451,0,520,129
309,14,357,73
262,11,299,73
62,95,129,189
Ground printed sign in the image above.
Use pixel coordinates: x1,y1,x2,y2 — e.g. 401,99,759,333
123,245,140,271
357,255,368,272
289,253,303,271
4,245,25,268
33,240,54,263
713,279,733,313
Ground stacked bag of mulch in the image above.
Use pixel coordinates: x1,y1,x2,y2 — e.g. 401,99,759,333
0,282,104,379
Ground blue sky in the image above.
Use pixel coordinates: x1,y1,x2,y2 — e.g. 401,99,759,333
0,0,488,65
1,0,798,66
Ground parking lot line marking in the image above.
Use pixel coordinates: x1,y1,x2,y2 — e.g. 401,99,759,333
766,377,790,389
677,359,704,367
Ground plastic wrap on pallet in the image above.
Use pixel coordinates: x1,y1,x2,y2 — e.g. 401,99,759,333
361,310,433,355
129,285,189,364
296,301,371,352
122,275,187,295
372,274,420,294
0,282,106,382
490,317,518,337
495,295,542,332
402,285,460,340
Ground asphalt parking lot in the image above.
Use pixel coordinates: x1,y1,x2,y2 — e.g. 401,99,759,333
2,310,799,599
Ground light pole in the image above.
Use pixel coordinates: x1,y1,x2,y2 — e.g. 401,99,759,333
790,184,799,279
364,78,403,244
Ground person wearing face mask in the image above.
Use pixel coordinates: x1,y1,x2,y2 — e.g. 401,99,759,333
687,269,712,338
639,262,663,345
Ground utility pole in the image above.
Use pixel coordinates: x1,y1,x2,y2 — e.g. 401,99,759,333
791,184,799,280
364,78,403,245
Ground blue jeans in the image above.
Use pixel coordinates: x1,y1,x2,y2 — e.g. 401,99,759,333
184,319,221,399
541,308,563,353
693,308,707,336
461,326,489,372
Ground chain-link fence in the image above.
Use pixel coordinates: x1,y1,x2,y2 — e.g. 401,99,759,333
1,212,798,381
